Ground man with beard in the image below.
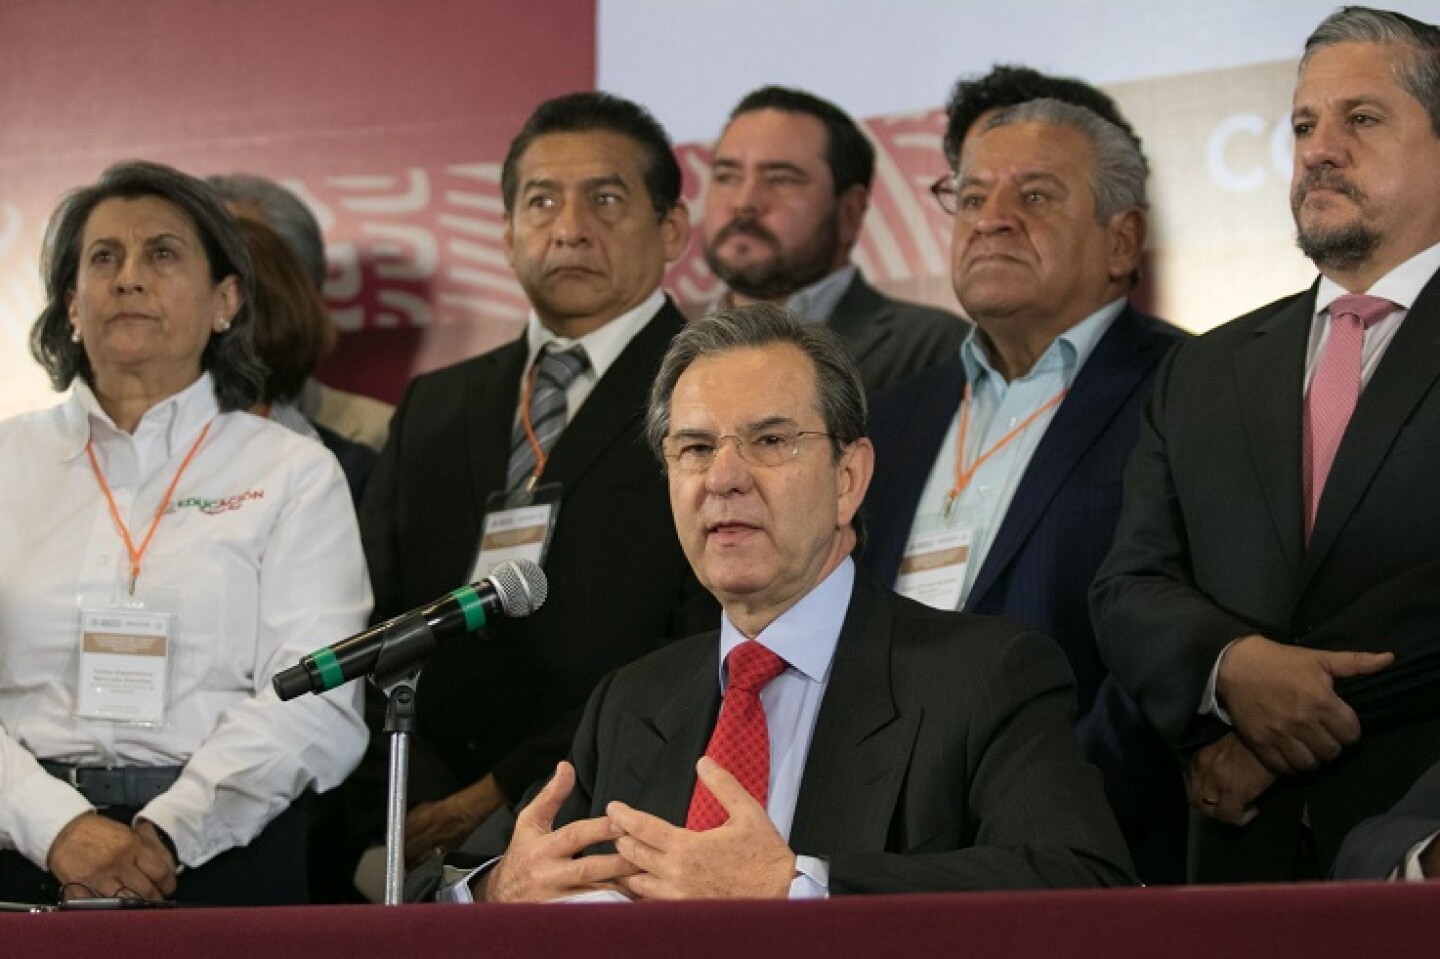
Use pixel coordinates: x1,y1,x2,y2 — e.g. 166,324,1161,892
703,86,964,395
1092,6,1440,882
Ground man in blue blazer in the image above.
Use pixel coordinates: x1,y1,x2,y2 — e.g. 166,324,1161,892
861,70,1185,882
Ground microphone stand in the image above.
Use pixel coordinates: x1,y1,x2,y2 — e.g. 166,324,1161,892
375,669,419,906
369,615,441,906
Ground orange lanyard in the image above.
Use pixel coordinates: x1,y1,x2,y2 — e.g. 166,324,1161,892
944,383,1067,520
516,365,549,490
87,421,213,595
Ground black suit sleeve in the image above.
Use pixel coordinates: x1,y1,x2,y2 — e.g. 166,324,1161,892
357,378,416,625
1090,348,1259,750
1316,560,1440,733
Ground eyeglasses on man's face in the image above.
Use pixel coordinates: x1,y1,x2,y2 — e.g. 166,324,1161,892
662,426,836,473
929,174,960,216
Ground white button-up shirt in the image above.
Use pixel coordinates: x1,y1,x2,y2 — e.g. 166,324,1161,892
0,373,371,868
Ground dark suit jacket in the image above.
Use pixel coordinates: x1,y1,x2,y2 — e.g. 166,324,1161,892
861,305,1186,880
315,420,378,507
1092,271,1440,881
529,572,1135,894
358,299,719,808
1333,760,1440,880
829,272,966,396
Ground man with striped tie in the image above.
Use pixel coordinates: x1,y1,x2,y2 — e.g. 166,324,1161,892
354,92,719,883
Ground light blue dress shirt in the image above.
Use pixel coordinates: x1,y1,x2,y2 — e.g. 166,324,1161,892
903,299,1124,607
715,557,853,897
441,559,854,902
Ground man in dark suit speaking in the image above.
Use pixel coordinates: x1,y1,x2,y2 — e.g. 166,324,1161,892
1092,6,1440,882
357,92,718,872
446,304,1133,902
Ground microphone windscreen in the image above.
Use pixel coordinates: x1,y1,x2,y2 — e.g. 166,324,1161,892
490,559,548,617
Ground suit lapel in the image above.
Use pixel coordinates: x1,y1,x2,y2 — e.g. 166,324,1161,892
969,307,1157,606
826,273,892,362
1233,289,1313,585
790,575,919,855
463,339,527,518
540,302,682,488
1305,272,1440,578
614,642,721,825
870,361,967,580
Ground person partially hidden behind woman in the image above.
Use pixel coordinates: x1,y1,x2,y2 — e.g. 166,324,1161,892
0,161,371,906
235,215,378,504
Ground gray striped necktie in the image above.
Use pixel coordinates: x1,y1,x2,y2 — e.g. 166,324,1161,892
506,344,590,491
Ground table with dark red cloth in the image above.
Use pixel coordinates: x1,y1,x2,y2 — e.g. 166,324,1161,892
2,882,1432,957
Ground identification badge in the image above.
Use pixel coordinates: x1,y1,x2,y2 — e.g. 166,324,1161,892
895,527,972,611
75,607,172,725
469,483,562,582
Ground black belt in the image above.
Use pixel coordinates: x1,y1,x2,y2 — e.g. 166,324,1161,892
40,762,183,808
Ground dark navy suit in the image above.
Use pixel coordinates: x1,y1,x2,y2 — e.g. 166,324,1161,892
861,304,1186,882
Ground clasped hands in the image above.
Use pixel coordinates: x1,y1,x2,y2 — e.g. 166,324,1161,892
480,757,796,903
47,813,178,901
1187,634,1392,825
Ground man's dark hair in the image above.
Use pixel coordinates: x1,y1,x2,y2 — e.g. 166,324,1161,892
500,91,681,221
1303,6,1440,136
727,86,876,194
942,65,1146,173
31,160,263,412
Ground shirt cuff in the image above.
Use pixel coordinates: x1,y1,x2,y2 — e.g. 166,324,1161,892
1398,831,1440,880
137,774,211,867
1199,639,1240,724
437,857,502,903
6,768,95,868
789,855,830,899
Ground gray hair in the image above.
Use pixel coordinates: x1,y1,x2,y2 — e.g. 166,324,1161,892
644,303,867,463
977,98,1149,223
1301,7,1440,135
207,173,328,290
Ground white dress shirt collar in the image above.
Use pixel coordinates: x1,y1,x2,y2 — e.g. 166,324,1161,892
522,288,666,381
716,557,854,688
1315,241,1440,317
62,372,220,463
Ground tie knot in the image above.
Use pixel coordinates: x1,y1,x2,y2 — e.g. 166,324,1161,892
1329,294,1395,331
725,641,786,693
537,344,590,390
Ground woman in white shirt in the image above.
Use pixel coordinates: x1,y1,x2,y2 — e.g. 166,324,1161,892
0,161,371,906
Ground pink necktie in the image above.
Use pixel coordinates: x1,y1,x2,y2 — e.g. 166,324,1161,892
1304,294,1395,539
685,641,786,831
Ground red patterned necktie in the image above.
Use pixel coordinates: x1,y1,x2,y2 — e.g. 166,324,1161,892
685,640,787,831
1303,293,1395,540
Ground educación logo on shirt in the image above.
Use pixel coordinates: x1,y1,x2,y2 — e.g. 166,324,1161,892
171,489,266,515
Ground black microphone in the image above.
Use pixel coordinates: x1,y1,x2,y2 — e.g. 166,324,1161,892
273,559,548,700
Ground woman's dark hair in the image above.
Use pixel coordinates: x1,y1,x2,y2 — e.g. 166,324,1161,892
30,160,264,411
